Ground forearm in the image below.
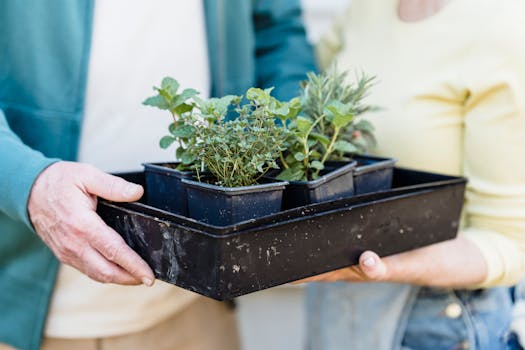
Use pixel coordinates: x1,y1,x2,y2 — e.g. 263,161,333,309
384,235,487,288
0,109,58,226
297,235,489,288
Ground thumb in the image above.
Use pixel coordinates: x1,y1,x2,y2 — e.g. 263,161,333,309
82,165,144,202
359,251,388,281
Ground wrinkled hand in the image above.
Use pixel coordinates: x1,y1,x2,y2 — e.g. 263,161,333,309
28,161,155,286
295,236,488,288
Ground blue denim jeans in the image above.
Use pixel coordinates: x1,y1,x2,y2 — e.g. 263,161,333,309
305,283,520,350
401,287,517,350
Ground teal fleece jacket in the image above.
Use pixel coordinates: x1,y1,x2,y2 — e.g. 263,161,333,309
0,1,315,349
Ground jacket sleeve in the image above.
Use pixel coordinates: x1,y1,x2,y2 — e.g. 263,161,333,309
0,109,58,227
253,0,317,100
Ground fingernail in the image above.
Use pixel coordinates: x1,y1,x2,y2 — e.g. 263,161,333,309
142,277,154,286
363,256,376,268
125,184,141,197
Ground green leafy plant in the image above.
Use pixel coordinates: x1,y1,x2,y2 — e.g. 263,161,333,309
276,68,377,181
144,77,293,188
190,88,294,187
143,77,200,168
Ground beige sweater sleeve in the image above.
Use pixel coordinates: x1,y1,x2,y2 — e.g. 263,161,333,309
461,72,525,287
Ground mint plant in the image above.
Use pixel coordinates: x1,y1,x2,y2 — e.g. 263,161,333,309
276,69,376,181
143,77,199,168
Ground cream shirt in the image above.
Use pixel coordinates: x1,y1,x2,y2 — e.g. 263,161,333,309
318,0,525,287
45,0,210,337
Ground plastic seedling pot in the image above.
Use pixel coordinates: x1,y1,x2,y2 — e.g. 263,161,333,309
143,162,194,216
280,160,357,210
181,177,288,226
352,155,397,195
97,167,467,300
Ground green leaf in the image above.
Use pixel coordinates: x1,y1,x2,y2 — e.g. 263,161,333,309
246,87,272,106
158,89,173,105
264,87,275,95
159,136,176,149
174,103,194,115
271,104,290,118
170,124,195,138
176,146,184,159
332,113,354,128
204,95,235,116
310,132,330,148
293,152,305,161
161,77,179,96
296,116,312,133
180,150,194,165
326,100,354,128
310,160,324,171
268,160,279,169
307,139,317,148
288,97,301,110
169,121,183,134
179,88,199,100
143,95,169,110
246,87,262,100
255,162,265,173
276,167,305,181
354,119,375,133
192,95,207,110
333,140,358,153
285,153,297,165
309,149,322,159
173,89,199,108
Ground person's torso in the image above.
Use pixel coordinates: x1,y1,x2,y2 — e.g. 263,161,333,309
306,1,525,349
44,0,209,338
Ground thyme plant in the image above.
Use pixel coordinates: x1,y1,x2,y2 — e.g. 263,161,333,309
188,88,291,187
144,78,292,187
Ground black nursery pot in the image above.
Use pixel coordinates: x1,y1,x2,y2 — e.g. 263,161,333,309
143,163,194,216
281,160,357,210
182,177,288,226
352,155,396,195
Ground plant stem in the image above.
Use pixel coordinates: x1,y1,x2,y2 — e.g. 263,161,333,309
279,152,289,169
314,126,340,178
170,111,178,124
302,114,325,180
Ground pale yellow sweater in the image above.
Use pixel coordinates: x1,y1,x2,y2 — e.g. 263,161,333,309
318,0,525,287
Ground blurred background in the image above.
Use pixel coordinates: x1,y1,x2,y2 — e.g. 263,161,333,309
236,1,352,350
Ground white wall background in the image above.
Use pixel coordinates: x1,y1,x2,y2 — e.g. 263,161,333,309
236,2,352,350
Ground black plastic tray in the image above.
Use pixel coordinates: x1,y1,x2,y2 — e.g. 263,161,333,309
97,168,466,300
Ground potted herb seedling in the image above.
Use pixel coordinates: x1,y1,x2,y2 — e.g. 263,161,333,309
275,68,395,208
178,87,291,226
145,79,291,225
305,69,396,195
142,77,200,215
